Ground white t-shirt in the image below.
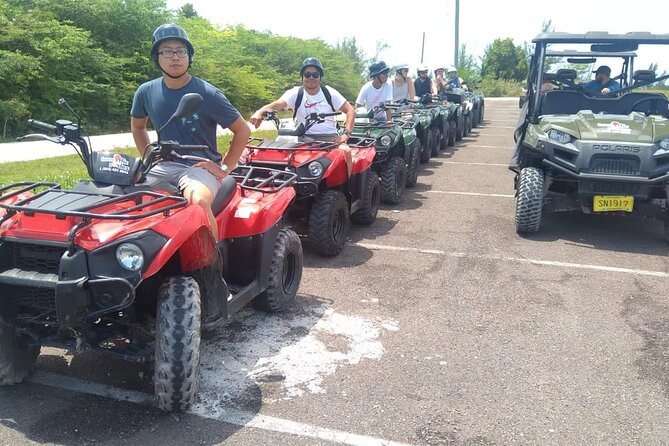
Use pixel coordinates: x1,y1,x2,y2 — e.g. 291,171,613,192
279,86,346,135
355,81,393,120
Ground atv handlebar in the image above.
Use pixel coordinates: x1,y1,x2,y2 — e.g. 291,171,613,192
28,119,57,134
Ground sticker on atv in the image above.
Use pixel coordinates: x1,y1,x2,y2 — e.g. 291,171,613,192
596,121,632,135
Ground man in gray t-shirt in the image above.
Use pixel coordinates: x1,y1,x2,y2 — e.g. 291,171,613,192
130,23,250,238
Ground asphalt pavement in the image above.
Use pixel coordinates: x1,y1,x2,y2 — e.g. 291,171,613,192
2,98,669,445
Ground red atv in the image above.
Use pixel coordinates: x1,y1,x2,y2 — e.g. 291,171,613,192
0,94,303,412
240,110,378,256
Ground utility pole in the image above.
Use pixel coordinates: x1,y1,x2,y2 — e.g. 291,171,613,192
454,0,460,68
421,32,426,64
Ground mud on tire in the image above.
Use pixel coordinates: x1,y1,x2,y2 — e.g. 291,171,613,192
351,171,381,225
515,167,545,234
308,190,350,256
0,321,40,385
253,228,303,312
381,156,407,205
155,276,201,412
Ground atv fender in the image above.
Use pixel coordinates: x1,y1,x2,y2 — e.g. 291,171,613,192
349,168,372,215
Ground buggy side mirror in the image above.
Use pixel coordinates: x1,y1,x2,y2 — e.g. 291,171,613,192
519,96,528,109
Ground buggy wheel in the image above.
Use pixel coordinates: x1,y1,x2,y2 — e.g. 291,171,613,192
431,127,441,156
0,321,40,385
309,190,350,256
448,121,456,146
405,140,421,188
381,156,407,205
351,171,381,225
253,228,303,312
515,167,545,234
155,276,201,412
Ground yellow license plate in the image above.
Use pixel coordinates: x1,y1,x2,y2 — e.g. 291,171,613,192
593,195,634,212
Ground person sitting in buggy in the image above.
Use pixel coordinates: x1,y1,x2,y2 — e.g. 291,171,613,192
583,65,620,96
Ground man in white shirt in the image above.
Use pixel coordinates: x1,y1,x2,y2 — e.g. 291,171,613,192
356,61,393,121
249,57,355,143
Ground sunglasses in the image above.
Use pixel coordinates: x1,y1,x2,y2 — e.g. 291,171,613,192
303,72,321,79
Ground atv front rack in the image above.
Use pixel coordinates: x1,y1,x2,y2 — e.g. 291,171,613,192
246,138,338,151
231,166,298,193
0,181,187,222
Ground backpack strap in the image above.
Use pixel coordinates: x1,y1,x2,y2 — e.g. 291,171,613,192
292,86,336,120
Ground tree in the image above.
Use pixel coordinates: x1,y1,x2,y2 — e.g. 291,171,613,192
456,44,480,87
178,3,198,18
480,38,529,81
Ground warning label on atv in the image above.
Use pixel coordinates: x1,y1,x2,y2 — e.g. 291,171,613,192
596,121,632,135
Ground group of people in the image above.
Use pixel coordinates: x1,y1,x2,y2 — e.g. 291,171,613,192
131,23,470,239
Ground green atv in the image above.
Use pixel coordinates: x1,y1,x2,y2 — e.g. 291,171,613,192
464,89,485,128
394,96,444,163
440,90,468,141
351,105,421,203
512,32,669,238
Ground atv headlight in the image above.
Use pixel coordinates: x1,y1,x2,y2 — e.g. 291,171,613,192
660,138,669,150
308,161,324,177
380,135,392,147
116,243,144,271
547,129,571,144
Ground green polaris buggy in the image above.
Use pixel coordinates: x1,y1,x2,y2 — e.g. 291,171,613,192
512,32,669,238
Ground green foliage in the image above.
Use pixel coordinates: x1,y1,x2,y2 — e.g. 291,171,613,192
478,78,524,97
178,3,198,18
456,44,481,88
481,38,529,82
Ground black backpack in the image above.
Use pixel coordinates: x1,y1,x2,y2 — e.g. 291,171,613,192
292,86,336,119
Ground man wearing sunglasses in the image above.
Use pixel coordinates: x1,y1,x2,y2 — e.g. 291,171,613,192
130,23,250,238
249,57,355,144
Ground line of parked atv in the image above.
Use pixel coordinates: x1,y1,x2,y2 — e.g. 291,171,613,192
0,88,485,413
241,88,486,257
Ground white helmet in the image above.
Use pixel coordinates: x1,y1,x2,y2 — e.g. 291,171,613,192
417,65,429,72
447,66,457,73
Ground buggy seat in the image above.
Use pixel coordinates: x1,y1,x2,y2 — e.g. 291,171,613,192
540,90,669,116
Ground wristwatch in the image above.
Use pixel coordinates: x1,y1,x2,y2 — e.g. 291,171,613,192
342,128,352,136
220,163,229,173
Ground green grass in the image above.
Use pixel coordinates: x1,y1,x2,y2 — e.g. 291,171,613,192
0,130,277,190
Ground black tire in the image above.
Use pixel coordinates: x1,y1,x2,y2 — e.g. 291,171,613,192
419,131,431,163
351,171,380,225
0,321,40,385
448,121,456,146
456,116,464,141
430,127,441,157
405,140,421,188
471,108,479,129
515,167,545,234
479,105,485,124
467,114,473,134
463,115,470,137
253,228,303,312
381,156,407,205
155,276,201,412
440,122,449,150
308,190,350,256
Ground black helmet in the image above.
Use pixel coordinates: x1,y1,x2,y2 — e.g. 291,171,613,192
369,61,390,78
300,57,324,76
151,24,194,65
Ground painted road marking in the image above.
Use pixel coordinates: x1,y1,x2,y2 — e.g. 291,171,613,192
439,161,508,167
28,371,413,446
426,190,514,198
354,243,669,279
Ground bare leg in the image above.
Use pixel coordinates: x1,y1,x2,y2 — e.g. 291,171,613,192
182,183,218,239
340,144,353,177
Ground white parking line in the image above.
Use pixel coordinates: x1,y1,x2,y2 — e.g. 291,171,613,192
471,144,511,149
354,243,669,278
427,190,514,198
28,371,413,446
439,161,508,167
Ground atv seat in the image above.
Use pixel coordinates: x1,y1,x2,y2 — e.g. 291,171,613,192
540,90,669,117
211,176,237,215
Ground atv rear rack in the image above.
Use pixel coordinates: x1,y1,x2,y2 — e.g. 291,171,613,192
0,181,187,222
231,166,298,193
